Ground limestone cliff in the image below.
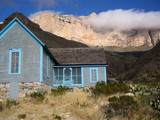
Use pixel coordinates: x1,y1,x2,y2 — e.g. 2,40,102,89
31,12,160,47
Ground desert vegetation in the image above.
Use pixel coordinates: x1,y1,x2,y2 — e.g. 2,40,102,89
0,82,160,120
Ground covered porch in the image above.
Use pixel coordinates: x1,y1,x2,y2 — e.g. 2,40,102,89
53,66,83,87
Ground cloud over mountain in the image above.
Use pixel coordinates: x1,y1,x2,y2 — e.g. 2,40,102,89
85,9,160,32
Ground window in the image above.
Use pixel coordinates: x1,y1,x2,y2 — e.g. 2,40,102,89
8,49,21,75
54,68,63,84
72,68,82,84
47,56,50,78
90,68,98,82
53,67,82,85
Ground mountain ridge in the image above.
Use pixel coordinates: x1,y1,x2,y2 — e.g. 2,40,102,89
31,12,160,48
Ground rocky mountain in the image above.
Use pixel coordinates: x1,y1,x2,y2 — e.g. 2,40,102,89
31,12,160,47
0,12,87,48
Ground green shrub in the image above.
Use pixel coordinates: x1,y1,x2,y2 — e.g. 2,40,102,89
30,91,46,101
5,99,18,109
0,102,4,112
150,95,160,112
52,114,65,120
129,84,160,97
105,95,139,118
51,86,70,96
90,81,129,96
0,99,18,112
118,96,139,110
108,96,118,103
17,114,26,119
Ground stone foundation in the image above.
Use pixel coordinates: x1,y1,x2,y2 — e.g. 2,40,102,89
0,82,53,100
0,83,9,101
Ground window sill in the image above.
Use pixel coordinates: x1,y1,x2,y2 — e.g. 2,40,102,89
9,73,21,75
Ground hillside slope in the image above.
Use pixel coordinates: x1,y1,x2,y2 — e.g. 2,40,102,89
105,51,144,78
123,41,160,81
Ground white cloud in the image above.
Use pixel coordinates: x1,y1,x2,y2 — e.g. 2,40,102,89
28,10,62,18
84,9,160,32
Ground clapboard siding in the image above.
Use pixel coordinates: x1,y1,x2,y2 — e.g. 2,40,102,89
43,49,55,85
0,23,40,83
83,67,106,87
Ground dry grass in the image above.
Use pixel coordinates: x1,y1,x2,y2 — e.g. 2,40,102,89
45,90,106,120
0,90,159,120
0,90,107,120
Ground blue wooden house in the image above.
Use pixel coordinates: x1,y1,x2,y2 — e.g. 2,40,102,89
0,18,107,99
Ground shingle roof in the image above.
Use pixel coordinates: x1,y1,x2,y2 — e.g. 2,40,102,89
49,47,107,65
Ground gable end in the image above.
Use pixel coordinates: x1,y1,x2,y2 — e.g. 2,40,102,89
0,18,44,46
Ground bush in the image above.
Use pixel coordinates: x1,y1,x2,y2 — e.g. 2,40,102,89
0,99,18,112
17,114,26,119
0,102,4,112
30,91,46,101
5,99,18,109
150,95,160,112
108,96,118,103
51,86,70,96
52,114,65,120
90,81,129,96
105,95,139,118
129,84,160,97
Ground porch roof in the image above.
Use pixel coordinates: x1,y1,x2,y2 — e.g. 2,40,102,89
49,47,107,65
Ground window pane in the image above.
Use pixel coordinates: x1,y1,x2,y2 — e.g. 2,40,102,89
72,68,76,75
16,67,18,73
65,68,71,76
54,76,59,84
16,63,19,68
16,52,19,57
11,53,15,72
77,68,81,75
72,76,76,84
53,68,64,85
77,76,82,84
59,68,63,75
11,67,15,73
92,69,97,82
59,76,63,84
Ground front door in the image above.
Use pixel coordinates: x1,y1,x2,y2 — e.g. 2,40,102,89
64,68,72,85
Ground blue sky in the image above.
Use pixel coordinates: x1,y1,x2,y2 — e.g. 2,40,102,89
0,0,160,22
